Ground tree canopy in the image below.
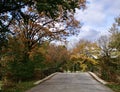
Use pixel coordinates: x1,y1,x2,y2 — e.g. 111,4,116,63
0,0,86,51
0,0,86,32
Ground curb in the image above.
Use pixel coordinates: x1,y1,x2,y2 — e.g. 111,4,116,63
88,72,107,85
34,72,58,85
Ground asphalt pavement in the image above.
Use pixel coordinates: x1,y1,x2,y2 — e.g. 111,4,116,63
26,72,113,92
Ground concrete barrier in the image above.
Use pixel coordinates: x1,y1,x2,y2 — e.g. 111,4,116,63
34,72,58,85
88,72,107,84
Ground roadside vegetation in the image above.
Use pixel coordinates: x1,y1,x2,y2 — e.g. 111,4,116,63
97,16,120,91
106,83,120,92
2,80,35,92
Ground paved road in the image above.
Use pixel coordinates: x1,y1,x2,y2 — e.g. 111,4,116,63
26,73,113,92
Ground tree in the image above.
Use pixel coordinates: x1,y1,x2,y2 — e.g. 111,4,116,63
0,35,35,83
70,54,97,72
0,0,86,62
67,40,99,72
6,4,86,65
98,35,112,80
0,0,86,87
109,16,120,51
44,44,69,70
98,35,111,57
0,0,86,61
98,34,120,83
73,40,99,57
108,16,120,83
0,0,86,17
0,0,86,36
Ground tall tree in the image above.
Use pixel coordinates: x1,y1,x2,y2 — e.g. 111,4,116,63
0,0,86,35
42,44,69,69
73,40,100,58
69,40,99,72
98,34,120,82
109,16,120,51
0,0,86,60
98,35,111,57
109,16,120,83
0,0,86,85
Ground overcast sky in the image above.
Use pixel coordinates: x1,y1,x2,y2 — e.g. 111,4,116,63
67,0,120,49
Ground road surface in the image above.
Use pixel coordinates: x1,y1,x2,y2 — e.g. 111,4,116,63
26,72,113,92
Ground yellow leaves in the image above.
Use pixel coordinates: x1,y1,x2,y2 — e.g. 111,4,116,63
70,53,98,71
80,64,87,72
70,54,79,61
86,58,98,65
1,55,14,63
37,47,45,55
70,54,86,62
29,46,41,60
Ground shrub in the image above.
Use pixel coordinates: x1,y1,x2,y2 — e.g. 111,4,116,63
7,60,35,82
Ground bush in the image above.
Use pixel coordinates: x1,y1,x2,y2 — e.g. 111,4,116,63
2,80,35,92
34,69,45,80
99,57,120,83
7,61,35,82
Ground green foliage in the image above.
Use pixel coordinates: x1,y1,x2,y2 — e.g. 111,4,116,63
42,44,69,70
98,16,120,83
3,80,35,92
106,83,120,92
0,33,8,51
7,61,35,81
0,0,85,34
65,53,98,72
36,0,83,18
0,81,2,90
33,52,46,69
109,16,120,53
99,54,120,82
0,35,35,83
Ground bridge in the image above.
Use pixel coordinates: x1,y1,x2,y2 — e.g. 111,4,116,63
26,72,113,92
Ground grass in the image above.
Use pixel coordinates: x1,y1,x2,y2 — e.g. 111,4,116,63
106,83,120,92
0,81,2,90
0,81,2,84
3,80,36,92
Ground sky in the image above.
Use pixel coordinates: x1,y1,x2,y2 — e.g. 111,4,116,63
67,0,120,49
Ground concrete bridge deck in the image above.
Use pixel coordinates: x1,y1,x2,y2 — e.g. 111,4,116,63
26,72,113,92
